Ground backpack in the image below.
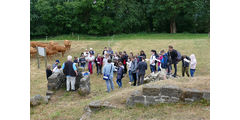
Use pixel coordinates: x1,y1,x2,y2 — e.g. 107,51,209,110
176,50,182,62
161,54,168,68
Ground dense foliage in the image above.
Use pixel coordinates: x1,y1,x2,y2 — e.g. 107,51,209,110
30,0,210,38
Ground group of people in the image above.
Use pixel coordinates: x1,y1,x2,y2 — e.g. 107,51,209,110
46,45,197,93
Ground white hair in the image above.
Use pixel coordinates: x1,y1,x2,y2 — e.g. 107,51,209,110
90,48,93,50
67,55,72,61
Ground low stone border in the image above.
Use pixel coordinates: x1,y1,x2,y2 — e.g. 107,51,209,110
127,84,210,106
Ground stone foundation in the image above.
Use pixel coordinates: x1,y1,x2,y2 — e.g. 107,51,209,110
127,84,210,106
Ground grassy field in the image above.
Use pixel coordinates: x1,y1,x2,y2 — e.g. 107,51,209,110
30,33,210,120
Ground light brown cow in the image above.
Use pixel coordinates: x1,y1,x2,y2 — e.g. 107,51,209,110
30,41,39,48
53,45,66,57
64,40,71,50
49,41,58,46
30,47,37,56
36,42,49,48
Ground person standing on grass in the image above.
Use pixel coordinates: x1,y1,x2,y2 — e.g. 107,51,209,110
137,58,148,85
140,50,146,60
52,60,60,70
190,54,197,77
102,59,115,92
127,57,133,84
103,54,110,67
167,45,178,77
150,50,157,73
157,52,163,72
122,51,128,74
102,47,108,57
96,54,103,75
107,47,114,59
73,56,79,66
131,56,138,86
181,55,191,77
116,62,124,88
46,65,52,79
86,53,95,74
79,53,86,70
62,55,78,91
160,50,168,80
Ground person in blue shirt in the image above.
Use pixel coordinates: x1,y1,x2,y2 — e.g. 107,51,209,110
52,59,60,69
62,55,78,91
102,59,115,92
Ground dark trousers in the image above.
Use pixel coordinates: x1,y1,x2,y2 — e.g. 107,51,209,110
97,65,102,75
138,74,145,85
171,63,177,76
132,72,137,86
123,63,127,74
182,67,190,77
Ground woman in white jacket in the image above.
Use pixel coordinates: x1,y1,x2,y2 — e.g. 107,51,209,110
190,54,197,77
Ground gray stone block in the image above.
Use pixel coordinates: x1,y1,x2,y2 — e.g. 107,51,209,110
202,91,210,101
183,88,203,101
78,75,91,96
160,85,183,98
142,84,161,96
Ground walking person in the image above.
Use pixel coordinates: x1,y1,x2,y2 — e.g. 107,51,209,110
102,59,115,92
137,58,147,85
181,55,191,77
116,62,124,88
131,56,138,86
62,55,78,91
190,54,197,77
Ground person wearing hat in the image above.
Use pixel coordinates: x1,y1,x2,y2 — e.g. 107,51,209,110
89,48,95,55
52,59,60,70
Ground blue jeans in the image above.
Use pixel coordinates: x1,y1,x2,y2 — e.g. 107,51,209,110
158,66,161,71
105,78,114,92
190,69,196,77
116,79,122,88
150,65,156,73
128,70,133,82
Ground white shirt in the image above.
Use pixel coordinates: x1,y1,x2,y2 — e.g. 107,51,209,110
103,57,109,66
86,55,95,62
150,55,156,65
127,61,132,70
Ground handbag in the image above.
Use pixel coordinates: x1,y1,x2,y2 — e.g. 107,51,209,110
103,64,112,80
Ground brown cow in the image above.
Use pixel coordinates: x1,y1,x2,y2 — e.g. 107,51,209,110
49,41,58,46
30,41,39,48
36,42,49,48
53,45,66,57
30,47,37,56
64,40,71,50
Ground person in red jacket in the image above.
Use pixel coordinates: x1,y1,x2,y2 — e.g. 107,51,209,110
96,53,103,75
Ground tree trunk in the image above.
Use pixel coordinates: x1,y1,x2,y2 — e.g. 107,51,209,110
170,19,176,33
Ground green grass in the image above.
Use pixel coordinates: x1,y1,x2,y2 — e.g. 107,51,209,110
31,33,209,41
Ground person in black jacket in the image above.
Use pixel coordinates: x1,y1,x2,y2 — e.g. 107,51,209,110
167,45,178,77
46,65,52,79
181,55,191,77
137,58,147,85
